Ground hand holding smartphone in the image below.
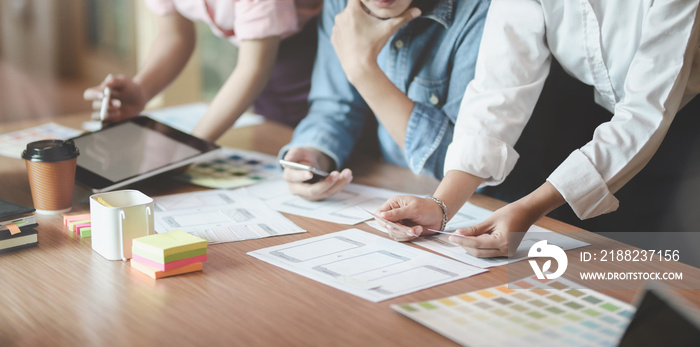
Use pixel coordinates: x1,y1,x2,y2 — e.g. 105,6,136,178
279,159,330,184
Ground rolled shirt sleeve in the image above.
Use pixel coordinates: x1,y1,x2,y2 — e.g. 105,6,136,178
548,2,700,219
280,0,370,169
444,0,551,186
144,0,177,15
403,102,452,176
145,0,301,41
234,0,298,40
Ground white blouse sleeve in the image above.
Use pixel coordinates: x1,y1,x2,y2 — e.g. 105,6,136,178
444,0,552,186
548,2,700,220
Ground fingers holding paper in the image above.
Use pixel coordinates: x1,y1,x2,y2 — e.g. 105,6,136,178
448,203,531,258
376,195,444,241
283,147,353,201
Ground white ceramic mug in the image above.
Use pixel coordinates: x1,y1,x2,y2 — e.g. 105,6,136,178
90,190,154,261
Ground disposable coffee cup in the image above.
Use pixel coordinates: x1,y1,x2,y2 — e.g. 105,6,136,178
22,139,80,214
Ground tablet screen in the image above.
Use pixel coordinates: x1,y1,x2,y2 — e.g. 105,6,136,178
72,117,219,192
619,286,700,346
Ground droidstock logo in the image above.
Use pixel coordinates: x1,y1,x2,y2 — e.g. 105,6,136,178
528,240,568,280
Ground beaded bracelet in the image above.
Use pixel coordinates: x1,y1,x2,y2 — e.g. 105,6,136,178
427,196,448,231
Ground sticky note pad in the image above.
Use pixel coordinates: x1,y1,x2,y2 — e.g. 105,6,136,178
64,214,91,226
79,227,92,238
133,247,207,264
132,230,206,259
75,223,91,233
72,222,91,234
131,260,203,279
132,253,207,272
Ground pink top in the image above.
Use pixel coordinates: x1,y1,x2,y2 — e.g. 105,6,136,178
145,0,322,44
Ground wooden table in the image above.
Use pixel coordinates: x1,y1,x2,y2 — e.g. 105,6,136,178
1,113,699,346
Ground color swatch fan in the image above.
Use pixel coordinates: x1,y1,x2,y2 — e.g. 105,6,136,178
393,276,635,347
175,147,281,189
131,230,207,279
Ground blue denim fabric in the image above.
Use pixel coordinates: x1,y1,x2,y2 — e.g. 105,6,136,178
282,0,488,179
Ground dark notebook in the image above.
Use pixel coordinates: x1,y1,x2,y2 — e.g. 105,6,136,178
0,228,38,253
0,199,38,252
0,199,35,220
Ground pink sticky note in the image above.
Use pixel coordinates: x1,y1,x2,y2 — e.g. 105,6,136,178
74,223,91,235
64,213,91,226
68,219,91,232
132,254,208,272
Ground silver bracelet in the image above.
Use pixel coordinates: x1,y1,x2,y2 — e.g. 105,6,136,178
427,196,448,231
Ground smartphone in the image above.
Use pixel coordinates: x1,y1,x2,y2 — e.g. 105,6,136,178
279,159,330,183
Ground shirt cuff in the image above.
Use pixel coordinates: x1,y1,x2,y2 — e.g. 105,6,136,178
547,150,620,220
403,102,450,175
235,0,298,40
443,133,519,186
144,0,176,16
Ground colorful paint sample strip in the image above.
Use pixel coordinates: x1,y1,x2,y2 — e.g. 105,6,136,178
391,276,636,347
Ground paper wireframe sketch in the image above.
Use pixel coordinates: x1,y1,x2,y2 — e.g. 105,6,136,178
367,202,589,268
248,228,487,302
152,189,305,243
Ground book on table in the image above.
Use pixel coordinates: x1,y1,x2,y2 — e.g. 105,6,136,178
0,199,38,253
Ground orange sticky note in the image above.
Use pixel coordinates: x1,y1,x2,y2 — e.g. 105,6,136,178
7,224,21,235
64,213,91,226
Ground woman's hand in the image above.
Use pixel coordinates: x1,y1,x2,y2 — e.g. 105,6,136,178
376,195,443,241
83,74,147,123
449,182,567,258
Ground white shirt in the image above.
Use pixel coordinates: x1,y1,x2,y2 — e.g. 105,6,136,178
444,0,700,220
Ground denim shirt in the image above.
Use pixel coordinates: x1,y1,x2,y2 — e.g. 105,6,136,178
282,0,488,179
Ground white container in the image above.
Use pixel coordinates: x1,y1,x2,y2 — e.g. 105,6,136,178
90,190,154,261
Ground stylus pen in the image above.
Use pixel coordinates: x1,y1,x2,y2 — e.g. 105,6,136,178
427,228,466,238
357,206,466,238
278,159,329,177
99,86,111,122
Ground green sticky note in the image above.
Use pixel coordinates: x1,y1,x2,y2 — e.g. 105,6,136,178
80,227,92,238
132,230,206,256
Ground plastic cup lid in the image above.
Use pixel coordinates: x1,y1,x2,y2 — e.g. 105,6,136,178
22,139,80,162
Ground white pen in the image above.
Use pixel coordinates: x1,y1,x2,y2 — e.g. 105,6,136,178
356,206,465,238
99,75,112,121
427,228,466,238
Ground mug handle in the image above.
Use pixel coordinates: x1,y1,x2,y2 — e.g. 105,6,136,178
145,206,153,235
119,210,127,261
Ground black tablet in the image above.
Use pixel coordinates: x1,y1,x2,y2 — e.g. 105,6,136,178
619,283,700,346
71,116,220,193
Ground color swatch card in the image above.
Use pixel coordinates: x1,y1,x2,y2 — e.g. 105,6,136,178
248,228,487,302
145,102,264,133
0,123,82,158
246,179,400,225
392,276,635,347
152,189,305,244
367,202,589,268
175,147,281,189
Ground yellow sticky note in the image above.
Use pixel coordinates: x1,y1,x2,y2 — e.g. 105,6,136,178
96,196,113,207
